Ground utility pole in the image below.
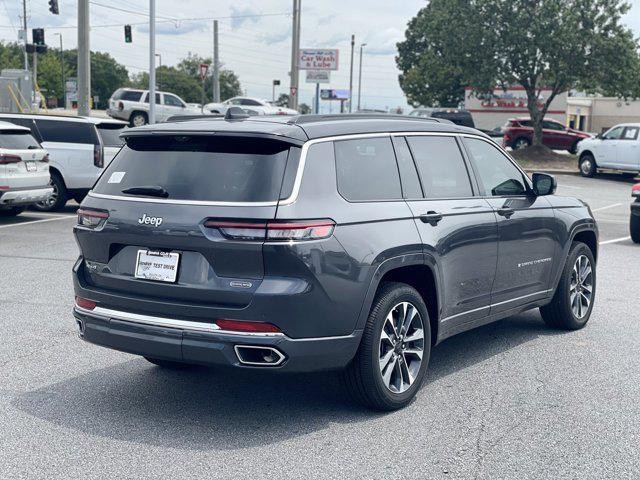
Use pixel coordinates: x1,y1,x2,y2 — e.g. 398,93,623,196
22,0,28,71
155,53,161,89
289,0,300,110
348,34,354,112
148,0,156,124
32,49,37,106
212,20,220,103
357,43,366,111
54,33,64,108
77,0,90,116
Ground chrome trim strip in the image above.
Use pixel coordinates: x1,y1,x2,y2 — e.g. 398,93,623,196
74,305,285,337
441,289,553,323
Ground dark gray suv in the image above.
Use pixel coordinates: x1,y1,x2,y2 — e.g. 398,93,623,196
72,113,598,410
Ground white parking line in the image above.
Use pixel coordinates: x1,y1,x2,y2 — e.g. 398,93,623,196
599,236,631,245
592,203,623,212
0,215,75,229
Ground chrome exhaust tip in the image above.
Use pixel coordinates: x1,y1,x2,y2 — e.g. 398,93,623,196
234,345,285,367
76,318,84,336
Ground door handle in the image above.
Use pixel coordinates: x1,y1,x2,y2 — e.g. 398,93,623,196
497,207,515,218
419,211,443,226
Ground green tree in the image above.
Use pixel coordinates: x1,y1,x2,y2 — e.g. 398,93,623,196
397,0,640,146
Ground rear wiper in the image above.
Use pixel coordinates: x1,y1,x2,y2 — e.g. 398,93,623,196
121,185,169,198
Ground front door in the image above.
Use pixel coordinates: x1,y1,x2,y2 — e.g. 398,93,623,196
395,135,498,326
596,125,625,168
462,136,558,314
618,126,640,170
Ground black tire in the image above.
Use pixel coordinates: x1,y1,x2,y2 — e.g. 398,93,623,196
129,111,148,127
631,211,640,244
513,137,531,150
579,153,597,177
144,357,191,368
568,140,579,155
0,206,25,217
540,242,596,330
343,282,431,411
32,173,67,212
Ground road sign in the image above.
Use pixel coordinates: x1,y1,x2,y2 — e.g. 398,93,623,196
321,89,349,100
199,63,209,80
306,70,330,84
299,49,339,71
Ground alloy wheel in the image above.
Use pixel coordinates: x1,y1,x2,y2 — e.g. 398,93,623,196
570,255,593,319
580,159,593,175
514,139,529,150
378,301,425,394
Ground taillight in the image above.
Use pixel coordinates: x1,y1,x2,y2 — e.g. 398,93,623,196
204,219,335,241
77,208,109,229
93,144,104,168
41,154,49,163
75,296,97,310
215,319,281,333
0,154,22,164
632,184,640,198
118,101,124,111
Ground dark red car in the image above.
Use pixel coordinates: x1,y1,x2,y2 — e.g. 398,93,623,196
503,118,591,153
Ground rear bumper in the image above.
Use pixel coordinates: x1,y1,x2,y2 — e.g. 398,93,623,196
106,108,128,121
73,306,361,372
0,186,53,206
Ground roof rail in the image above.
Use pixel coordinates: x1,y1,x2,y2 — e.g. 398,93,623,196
288,113,444,125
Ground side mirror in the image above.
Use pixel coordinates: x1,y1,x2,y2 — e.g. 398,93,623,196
532,172,556,196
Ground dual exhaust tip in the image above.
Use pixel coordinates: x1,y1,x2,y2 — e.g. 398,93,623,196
234,345,285,367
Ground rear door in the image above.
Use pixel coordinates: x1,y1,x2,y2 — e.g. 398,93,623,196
399,134,498,326
77,134,298,308
462,136,558,313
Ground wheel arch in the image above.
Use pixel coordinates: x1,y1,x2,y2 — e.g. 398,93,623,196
48,165,67,187
579,149,596,163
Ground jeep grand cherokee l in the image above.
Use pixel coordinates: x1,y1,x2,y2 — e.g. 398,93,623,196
72,111,598,410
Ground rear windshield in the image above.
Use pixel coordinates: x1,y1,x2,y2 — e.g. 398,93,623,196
93,135,297,203
0,130,40,149
112,89,143,102
34,119,99,144
96,123,126,146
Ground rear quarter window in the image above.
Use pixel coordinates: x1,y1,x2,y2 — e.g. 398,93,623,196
96,124,126,147
93,135,295,203
35,119,99,145
113,90,142,102
0,131,40,149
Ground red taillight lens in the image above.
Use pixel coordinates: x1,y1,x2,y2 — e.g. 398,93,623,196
0,154,22,164
77,208,109,229
41,154,49,163
632,184,640,197
215,319,281,333
204,219,335,241
75,296,96,310
93,144,104,168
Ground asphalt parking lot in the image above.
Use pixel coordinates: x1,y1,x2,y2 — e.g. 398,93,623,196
1,173,638,479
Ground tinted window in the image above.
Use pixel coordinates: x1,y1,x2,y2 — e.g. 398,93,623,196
518,120,532,127
113,90,142,102
406,136,472,198
143,93,161,104
164,94,184,107
603,126,624,140
94,136,292,202
241,99,262,106
0,117,40,140
96,124,126,147
622,127,639,140
392,136,422,198
542,120,564,131
334,137,402,201
35,119,99,144
464,138,528,196
0,130,40,149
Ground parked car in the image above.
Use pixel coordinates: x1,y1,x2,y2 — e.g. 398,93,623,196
0,121,52,216
408,108,475,128
502,118,591,153
576,123,640,178
631,183,640,243
73,111,598,411
0,113,105,211
85,117,127,167
107,88,202,126
204,97,298,116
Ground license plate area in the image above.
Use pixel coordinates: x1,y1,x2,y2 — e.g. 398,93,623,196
25,162,37,172
134,250,180,283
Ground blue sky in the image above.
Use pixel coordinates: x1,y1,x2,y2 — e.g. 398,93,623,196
0,0,638,113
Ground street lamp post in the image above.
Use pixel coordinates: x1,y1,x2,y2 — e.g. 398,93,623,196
54,33,64,108
357,43,366,111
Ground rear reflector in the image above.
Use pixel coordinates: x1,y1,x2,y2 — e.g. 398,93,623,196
215,319,281,333
204,219,335,241
75,296,97,310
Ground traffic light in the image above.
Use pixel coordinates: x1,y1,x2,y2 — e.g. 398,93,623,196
124,25,132,43
48,0,59,14
32,28,45,46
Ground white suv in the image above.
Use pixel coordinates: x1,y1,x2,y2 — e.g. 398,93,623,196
0,121,51,216
0,113,105,211
204,97,298,116
577,123,640,177
107,88,201,126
